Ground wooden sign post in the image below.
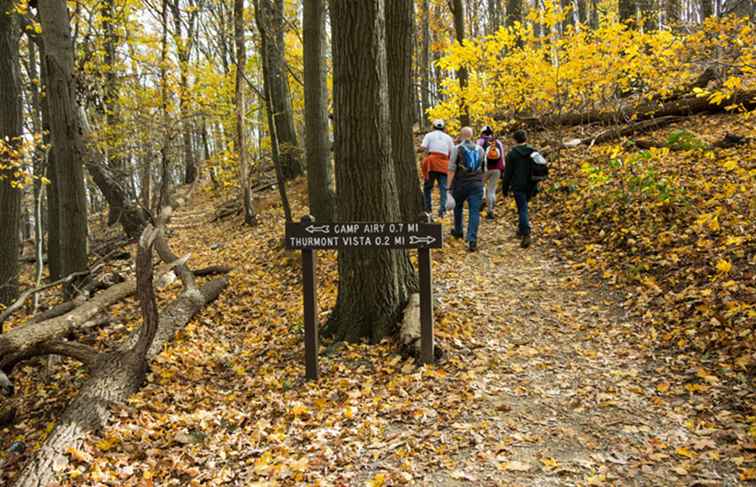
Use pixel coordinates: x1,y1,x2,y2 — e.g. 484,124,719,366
285,214,442,380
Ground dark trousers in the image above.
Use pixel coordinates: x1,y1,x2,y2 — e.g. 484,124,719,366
513,191,530,236
423,171,448,215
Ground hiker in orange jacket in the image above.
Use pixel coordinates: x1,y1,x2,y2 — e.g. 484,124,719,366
421,119,455,217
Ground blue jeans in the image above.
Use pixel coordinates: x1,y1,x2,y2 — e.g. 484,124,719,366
424,172,447,215
453,183,484,243
513,191,530,236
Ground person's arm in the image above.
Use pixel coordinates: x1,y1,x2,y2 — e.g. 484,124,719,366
447,146,458,188
501,152,514,195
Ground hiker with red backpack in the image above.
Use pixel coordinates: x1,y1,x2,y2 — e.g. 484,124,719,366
477,126,505,221
448,127,486,252
420,119,455,218
501,129,549,248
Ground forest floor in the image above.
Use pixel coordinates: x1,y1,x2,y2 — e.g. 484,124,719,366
1,114,754,486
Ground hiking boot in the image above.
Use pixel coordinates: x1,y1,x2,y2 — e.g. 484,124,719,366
520,234,531,248
468,241,477,252
486,211,495,221
450,229,463,239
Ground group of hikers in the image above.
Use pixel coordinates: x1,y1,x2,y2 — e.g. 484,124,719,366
420,120,548,252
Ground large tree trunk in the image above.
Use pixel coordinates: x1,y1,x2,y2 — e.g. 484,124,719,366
420,0,431,127
0,0,23,307
303,0,336,222
451,0,471,127
254,0,303,180
234,0,257,225
385,0,423,223
386,0,421,294
39,0,89,295
327,0,412,343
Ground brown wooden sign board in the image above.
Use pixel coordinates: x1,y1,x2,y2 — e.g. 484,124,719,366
289,215,440,381
285,221,443,250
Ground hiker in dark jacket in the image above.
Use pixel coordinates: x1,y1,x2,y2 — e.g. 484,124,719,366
502,129,538,248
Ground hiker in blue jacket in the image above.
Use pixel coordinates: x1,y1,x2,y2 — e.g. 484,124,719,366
448,127,486,252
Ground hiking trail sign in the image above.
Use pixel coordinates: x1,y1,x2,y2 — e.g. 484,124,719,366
284,221,443,249
286,214,442,380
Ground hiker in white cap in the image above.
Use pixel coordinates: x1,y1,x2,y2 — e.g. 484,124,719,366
420,120,455,218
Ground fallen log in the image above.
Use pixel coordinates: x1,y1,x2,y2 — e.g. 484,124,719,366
509,90,755,128
569,116,684,147
11,230,228,487
0,281,137,372
0,271,91,333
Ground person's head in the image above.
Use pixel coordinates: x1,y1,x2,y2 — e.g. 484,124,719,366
459,126,474,141
481,125,493,137
432,119,445,131
513,129,527,144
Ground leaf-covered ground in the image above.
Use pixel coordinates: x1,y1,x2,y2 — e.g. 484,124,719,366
1,115,754,486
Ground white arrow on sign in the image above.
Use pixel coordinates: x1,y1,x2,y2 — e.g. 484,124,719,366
409,235,436,245
306,224,330,234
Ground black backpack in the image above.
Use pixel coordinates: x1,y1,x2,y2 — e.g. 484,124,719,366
530,151,549,182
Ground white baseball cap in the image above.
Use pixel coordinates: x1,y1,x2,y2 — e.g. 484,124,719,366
432,119,445,129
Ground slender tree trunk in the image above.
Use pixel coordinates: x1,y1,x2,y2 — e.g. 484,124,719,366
254,0,303,180
327,0,412,342
303,0,336,222
170,0,198,184
39,0,89,295
42,50,61,280
666,0,681,25
619,0,636,23
0,0,23,307
507,0,523,25
234,0,257,225
590,0,599,27
451,0,471,126
701,0,714,17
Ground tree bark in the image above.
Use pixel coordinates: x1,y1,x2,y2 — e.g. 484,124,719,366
0,0,23,307
386,0,421,293
451,0,471,127
506,0,523,25
327,0,412,342
234,0,257,225
619,0,636,23
386,0,423,223
254,0,303,180
590,0,599,28
303,0,336,222
420,0,431,127
701,0,714,17
38,0,89,295
665,0,681,25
